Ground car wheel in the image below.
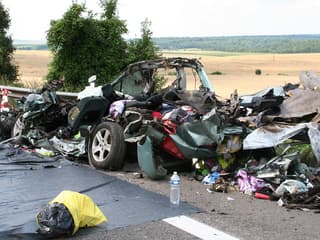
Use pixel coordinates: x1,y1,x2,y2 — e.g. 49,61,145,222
88,122,126,170
11,114,25,138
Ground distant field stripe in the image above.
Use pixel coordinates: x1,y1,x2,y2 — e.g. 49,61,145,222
163,215,239,240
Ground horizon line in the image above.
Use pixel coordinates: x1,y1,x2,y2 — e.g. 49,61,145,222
12,33,320,44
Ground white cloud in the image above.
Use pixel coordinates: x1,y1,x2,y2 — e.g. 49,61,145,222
1,0,320,40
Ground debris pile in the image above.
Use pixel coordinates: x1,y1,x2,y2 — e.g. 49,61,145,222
1,58,320,213
196,71,320,212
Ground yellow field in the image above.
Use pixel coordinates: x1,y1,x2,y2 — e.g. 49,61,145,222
13,50,320,98
13,50,52,88
164,51,320,98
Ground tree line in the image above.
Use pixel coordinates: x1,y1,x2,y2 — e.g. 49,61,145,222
153,35,320,53
15,34,320,54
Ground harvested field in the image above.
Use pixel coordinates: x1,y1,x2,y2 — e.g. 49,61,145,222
13,50,320,97
13,50,52,88
164,51,320,98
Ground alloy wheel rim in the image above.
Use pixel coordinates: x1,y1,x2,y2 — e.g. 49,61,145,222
92,128,112,162
13,116,24,137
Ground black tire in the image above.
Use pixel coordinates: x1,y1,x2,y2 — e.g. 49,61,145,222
88,122,126,170
11,114,25,138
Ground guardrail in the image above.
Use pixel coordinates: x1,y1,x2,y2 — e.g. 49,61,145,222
0,71,316,100
0,85,78,100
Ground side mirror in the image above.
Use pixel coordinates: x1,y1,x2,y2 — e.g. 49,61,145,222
88,75,96,83
88,75,97,87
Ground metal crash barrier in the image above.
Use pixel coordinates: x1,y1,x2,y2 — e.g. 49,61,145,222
0,85,78,100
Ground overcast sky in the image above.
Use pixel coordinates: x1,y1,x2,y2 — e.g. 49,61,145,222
1,0,320,41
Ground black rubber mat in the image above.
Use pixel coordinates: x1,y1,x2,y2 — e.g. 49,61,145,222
0,144,200,239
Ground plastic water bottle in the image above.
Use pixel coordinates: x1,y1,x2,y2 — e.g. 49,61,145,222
170,171,180,206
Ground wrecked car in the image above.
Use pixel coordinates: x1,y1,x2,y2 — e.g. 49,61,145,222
9,58,224,178
83,58,220,178
11,79,74,142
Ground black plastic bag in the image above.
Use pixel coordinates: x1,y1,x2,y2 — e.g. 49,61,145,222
36,202,74,238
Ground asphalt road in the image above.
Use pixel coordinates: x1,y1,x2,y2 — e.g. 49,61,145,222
72,164,320,240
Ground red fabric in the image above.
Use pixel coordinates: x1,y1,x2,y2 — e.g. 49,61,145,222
161,136,184,159
162,120,177,134
152,111,162,121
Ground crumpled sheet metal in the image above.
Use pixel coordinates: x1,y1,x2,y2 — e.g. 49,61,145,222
254,151,302,185
240,86,285,105
300,71,320,90
243,122,320,163
50,136,86,156
308,123,320,163
175,108,224,147
137,136,167,180
243,123,309,150
278,88,320,118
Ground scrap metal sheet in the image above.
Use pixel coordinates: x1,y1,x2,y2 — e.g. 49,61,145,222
279,88,320,118
243,123,309,150
300,71,320,90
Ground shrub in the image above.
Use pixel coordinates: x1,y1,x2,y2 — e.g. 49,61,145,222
255,69,262,75
211,71,223,75
0,2,19,83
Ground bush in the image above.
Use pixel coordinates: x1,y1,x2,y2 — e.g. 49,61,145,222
211,71,223,75
0,2,18,83
255,69,262,75
153,74,167,92
47,1,128,89
47,2,161,91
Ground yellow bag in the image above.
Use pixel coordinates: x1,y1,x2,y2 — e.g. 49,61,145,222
50,190,107,235
37,190,107,236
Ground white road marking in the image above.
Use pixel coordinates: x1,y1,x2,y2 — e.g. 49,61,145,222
163,215,239,240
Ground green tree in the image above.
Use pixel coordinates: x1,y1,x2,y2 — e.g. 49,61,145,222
127,18,161,63
47,0,128,90
0,2,18,82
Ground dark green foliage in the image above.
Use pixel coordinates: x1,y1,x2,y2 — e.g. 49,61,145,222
153,74,167,92
154,35,320,53
127,19,163,89
47,1,128,90
0,2,18,82
211,71,223,75
127,18,161,64
255,69,262,75
47,1,160,91
276,142,317,167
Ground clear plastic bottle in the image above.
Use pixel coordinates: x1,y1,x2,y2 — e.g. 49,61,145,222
170,171,180,206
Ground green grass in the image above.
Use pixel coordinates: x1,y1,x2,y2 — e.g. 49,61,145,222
275,141,317,166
